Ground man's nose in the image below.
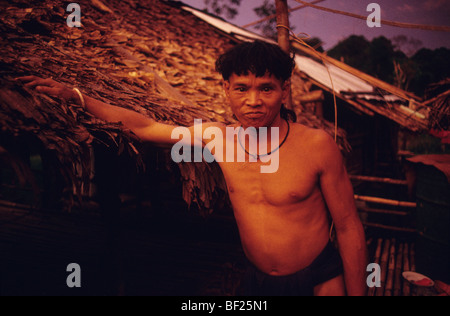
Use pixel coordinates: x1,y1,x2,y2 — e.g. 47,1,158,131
246,91,262,107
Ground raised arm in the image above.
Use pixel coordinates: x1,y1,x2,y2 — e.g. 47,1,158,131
17,76,220,148
317,131,368,296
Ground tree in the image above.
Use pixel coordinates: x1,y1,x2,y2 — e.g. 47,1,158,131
410,47,450,96
253,0,278,40
203,0,242,19
391,35,423,58
328,35,450,97
328,35,371,73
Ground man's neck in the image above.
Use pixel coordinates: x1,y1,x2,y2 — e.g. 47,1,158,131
240,115,288,157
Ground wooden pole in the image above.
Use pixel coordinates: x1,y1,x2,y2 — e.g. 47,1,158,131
275,0,291,53
275,0,293,110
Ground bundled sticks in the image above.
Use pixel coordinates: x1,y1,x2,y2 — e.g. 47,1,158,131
368,239,416,296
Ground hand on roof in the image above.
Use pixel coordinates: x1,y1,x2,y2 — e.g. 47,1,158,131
16,76,76,104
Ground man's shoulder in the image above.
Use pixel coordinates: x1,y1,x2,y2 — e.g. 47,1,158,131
290,123,335,147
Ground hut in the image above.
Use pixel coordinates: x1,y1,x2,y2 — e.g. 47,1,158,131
0,0,348,295
0,0,349,215
0,0,447,296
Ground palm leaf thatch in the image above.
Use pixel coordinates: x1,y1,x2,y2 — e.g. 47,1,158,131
0,0,348,214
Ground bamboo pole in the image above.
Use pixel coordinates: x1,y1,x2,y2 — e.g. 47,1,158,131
394,243,403,297
275,0,293,110
402,243,411,296
357,206,409,217
361,222,416,233
410,243,416,272
385,239,396,296
368,238,383,296
349,175,408,186
376,239,390,296
354,195,417,208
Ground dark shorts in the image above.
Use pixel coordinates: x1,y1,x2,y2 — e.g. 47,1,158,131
241,241,343,296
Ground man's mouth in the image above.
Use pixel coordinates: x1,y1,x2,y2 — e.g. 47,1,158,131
244,112,265,119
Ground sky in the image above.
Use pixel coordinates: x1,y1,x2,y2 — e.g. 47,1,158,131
180,0,450,54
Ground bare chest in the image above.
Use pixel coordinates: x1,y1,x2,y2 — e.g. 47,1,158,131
220,152,320,206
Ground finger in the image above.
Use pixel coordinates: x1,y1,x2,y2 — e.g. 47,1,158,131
24,80,43,88
35,86,60,96
24,78,52,88
16,75,40,82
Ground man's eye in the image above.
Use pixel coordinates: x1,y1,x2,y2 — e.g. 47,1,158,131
262,87,273,92
236,87,247,92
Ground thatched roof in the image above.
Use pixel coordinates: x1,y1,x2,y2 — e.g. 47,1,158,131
424,79,450,131
0,0,348,213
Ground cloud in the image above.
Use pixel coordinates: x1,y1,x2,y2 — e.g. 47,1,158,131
424,0,448,11
397,4,415,13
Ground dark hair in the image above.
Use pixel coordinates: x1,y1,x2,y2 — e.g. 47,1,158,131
216,40,297,122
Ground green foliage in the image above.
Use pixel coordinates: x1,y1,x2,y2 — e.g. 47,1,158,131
203,0,241,19
253,0,277,40
328,35,450,97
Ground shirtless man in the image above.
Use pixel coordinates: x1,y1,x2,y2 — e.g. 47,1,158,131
18,40,368,296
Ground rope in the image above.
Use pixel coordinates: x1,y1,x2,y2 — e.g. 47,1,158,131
242,0,325,29
277,24,339,143
277,24,339,241
294,0,450,32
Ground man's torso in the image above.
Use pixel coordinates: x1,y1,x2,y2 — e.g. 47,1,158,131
213,123,333,276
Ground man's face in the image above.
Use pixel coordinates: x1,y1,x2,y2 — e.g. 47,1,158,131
223,72,290,128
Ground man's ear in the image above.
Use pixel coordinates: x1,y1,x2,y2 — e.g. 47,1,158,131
282,79,291,102
223,80,230,97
